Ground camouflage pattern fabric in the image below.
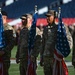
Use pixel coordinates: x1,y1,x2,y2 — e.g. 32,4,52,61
43,56,54,75
16,27,29,75
41,23,57,75
3,25,15,75
20,59,28,75
68,25,75,68
40,22,72,75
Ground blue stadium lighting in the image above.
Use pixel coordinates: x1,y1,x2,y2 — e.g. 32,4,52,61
63,0,72,4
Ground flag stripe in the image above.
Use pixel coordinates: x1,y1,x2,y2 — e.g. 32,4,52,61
53,7,69,75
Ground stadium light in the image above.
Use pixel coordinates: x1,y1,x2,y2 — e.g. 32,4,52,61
63,0,72,4
38,6,48,15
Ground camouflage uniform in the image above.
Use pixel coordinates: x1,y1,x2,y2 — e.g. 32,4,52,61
40,9,58,75
68,25,75,67
15,14,29,75
40,10,72,75
41,23,73,75
40,23,58,75
3,23,15,75
16,27,29,75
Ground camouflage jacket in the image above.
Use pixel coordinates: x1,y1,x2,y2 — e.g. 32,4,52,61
68,25,75,64
41,23,58,57
41,23,72,58
16,27,41,59
4,23,16,38
16,27,29,60
3,24,15,60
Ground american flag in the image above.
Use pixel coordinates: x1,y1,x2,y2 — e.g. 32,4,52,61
53,7,70,75
26,10,38,75
0,9,6,75
0,11,5,48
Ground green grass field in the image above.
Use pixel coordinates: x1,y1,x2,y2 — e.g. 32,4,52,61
9,64,75,75
9,46,74,75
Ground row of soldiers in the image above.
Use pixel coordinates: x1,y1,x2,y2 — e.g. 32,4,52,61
15,10,73,75
0,9,75,75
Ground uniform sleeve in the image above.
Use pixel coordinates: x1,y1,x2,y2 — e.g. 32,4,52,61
68,25,74,36
3,30,15,53
40,32,45,58
31,35,41,57
16,28,29,59
65,25,73,50
16,35,20,59
44,28,57,52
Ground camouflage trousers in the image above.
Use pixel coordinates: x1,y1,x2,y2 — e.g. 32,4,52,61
3,60,10,75
19,59,28,75
32,57,37,75
43,56,54,75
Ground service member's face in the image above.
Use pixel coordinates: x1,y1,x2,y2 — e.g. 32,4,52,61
46,15,55,24
27,16,33,28
22,19,27,26
2,15,7,25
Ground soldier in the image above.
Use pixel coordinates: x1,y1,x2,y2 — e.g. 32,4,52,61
68,24,75,68
0,11,15,75
16,14,28,75
40,10,72,75
16,14,41,75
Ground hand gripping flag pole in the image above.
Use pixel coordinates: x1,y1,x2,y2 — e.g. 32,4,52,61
0,8,6,75
53,7,70,75
26,5,38,75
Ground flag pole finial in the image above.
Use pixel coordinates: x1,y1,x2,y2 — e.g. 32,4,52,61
58,7,61,13
35,5,38,13
0,8,1,13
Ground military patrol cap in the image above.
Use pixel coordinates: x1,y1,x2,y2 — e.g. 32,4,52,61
45,10,57,17
1,11,7,16
20,14,27,20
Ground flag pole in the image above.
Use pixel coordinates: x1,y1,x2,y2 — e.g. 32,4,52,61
0,7,6,75
58,7,61,14
35,5,37,13
0,8,1,13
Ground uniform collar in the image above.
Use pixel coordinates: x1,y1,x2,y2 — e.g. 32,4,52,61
47,22,56,28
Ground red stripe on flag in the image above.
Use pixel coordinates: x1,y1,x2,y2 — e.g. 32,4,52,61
54,50,63,59
26,61,36,75
53,50,68,75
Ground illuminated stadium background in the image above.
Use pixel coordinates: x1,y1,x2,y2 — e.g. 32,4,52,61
0,0,75,26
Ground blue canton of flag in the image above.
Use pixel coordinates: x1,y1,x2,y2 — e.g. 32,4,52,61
28,13,38,53
0,8,6,75
55,8,70,58
0,10,5,48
